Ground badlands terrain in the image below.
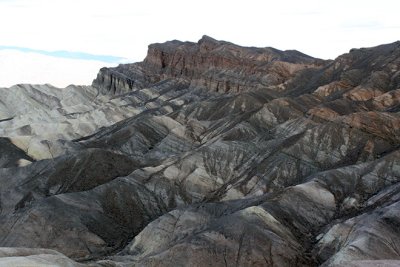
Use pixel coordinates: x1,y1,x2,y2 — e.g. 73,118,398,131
0,36,400,266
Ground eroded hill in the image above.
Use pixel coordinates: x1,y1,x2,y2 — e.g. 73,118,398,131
0,36,400,266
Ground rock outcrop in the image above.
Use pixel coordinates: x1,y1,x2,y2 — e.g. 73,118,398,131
93,35,325,94
0,36,400,266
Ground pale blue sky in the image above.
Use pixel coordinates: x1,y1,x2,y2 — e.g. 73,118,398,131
0,0,399,86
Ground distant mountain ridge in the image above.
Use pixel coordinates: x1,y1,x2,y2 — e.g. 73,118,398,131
93,35,325,94
0,45,126,63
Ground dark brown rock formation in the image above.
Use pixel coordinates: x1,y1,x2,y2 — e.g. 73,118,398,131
93,35,326,94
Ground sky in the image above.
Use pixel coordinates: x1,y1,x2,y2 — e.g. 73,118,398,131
0,0,399,87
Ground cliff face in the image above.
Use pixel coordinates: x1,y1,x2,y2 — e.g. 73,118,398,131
1,37,400,267
93,35,326,94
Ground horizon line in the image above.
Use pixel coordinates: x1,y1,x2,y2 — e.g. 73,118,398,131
0,45,127,63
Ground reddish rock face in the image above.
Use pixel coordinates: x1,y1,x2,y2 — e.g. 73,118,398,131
94,35,326,94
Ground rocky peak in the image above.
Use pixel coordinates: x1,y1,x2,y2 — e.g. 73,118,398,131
93,36,326,94
198,35,220,52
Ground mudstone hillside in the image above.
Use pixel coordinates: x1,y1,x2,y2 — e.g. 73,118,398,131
0,36,400,266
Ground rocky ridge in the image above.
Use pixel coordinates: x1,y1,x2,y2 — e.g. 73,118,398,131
0,36,399,266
